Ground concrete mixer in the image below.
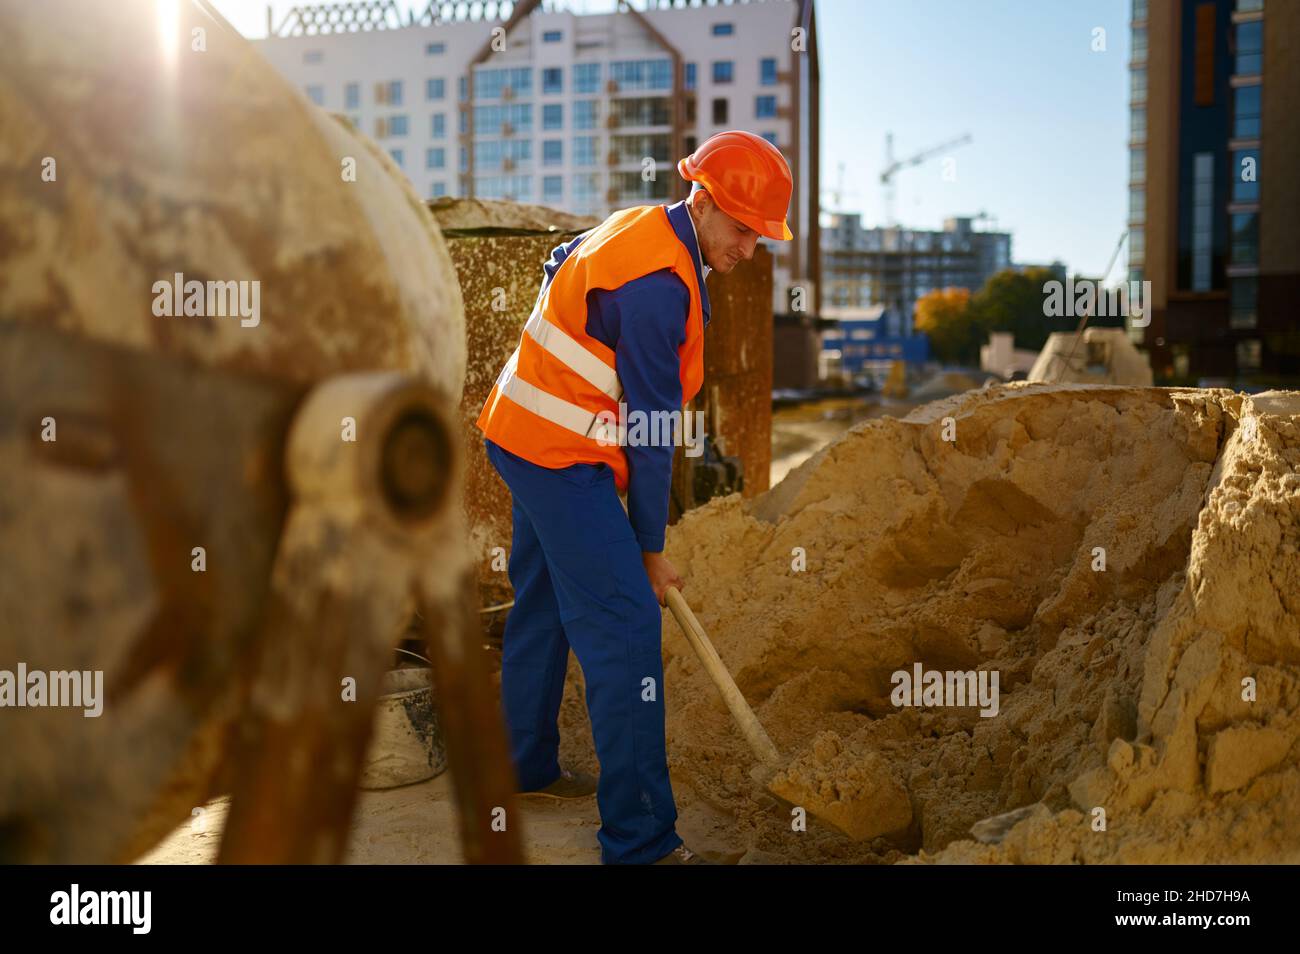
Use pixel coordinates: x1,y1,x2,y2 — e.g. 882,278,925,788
0,0,520,863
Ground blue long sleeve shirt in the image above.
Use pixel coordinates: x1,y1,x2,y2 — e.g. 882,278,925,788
539,200,711,553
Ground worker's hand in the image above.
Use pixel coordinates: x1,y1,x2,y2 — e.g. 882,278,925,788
642,551,684,607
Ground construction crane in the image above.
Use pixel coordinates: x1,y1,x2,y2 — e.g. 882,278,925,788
879,131,973,227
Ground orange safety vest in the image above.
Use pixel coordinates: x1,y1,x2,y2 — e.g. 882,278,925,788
476,204,705,494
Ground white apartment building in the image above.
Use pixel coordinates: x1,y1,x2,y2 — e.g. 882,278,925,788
252,0,821,313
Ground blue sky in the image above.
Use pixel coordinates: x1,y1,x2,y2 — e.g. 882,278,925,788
817,0,1130,276
212,0,1130,276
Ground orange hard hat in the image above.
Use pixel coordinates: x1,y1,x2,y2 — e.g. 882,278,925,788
678,130,794,241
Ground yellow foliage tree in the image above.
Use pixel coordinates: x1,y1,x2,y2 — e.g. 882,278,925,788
914,287,975,363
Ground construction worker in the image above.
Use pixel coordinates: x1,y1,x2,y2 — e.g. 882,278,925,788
477,130,793,865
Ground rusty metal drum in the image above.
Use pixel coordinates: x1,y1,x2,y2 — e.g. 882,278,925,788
0,0,474,863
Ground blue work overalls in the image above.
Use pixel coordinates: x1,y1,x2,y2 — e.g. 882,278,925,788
485,438,684,865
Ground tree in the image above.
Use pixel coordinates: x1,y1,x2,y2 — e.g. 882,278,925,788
914,287,976,363
967,267,1062,355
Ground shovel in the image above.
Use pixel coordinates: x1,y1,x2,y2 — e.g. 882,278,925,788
664,586,781,771
664,586,892,841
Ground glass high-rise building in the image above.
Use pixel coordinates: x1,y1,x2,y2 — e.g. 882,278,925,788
1128,0,1299,384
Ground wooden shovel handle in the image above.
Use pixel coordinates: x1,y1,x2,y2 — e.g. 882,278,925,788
664,587,781,767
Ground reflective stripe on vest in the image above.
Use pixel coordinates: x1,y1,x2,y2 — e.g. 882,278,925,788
523,299,624,402
493,348,627,445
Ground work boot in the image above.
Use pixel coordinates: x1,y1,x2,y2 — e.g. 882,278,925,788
519,767,598,800
653,843,713,865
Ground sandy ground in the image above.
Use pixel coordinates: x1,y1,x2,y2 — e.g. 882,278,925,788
139,773,604,865
139,738,754,865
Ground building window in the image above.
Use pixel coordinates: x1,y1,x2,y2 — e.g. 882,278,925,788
543,139,563,166
1131,26,1148,62
1130,105,1147,142
543,175,563,203
1236,339,1262,372
432,113,445,138
610,60,671,92
458,76,467,101
1232,148,1260,202
684,135,697,155
543,103,563,130
760,57,778,86
474,67,533,99
1236,0,1263,12
459,146,467,173
426,78,445,101
1130,66,1147,103
377,80,403,106
712,61,734,84
1190,152,1213,291
304,50,323,64
1231,212,1259,265
472,103,533,135
376,116,406,138
755,95,777,119
761,131,778,147
542,67,563,94
684,62,697,90
543,30,562,43
475,139,532,170
1133,0,1148,20
426,148,445,169
712,98,728,124
712,23,734,36
431,181,446,197
1235,20,1263,75
573,62,599,94
389,148,404,168
1129,186,1145,223
305,85,324,105
459,108,468,135
1129,148,1146,183
573,100,597,130
1233,84,1261,139
1230,277,1258,329
345,82,360,109
573,136,597,167
426,42,445,55
572,172,598,202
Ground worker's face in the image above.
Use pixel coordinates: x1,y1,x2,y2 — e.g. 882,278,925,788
692,191,760,274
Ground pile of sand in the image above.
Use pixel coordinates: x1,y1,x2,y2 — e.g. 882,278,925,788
560,383,1300,863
